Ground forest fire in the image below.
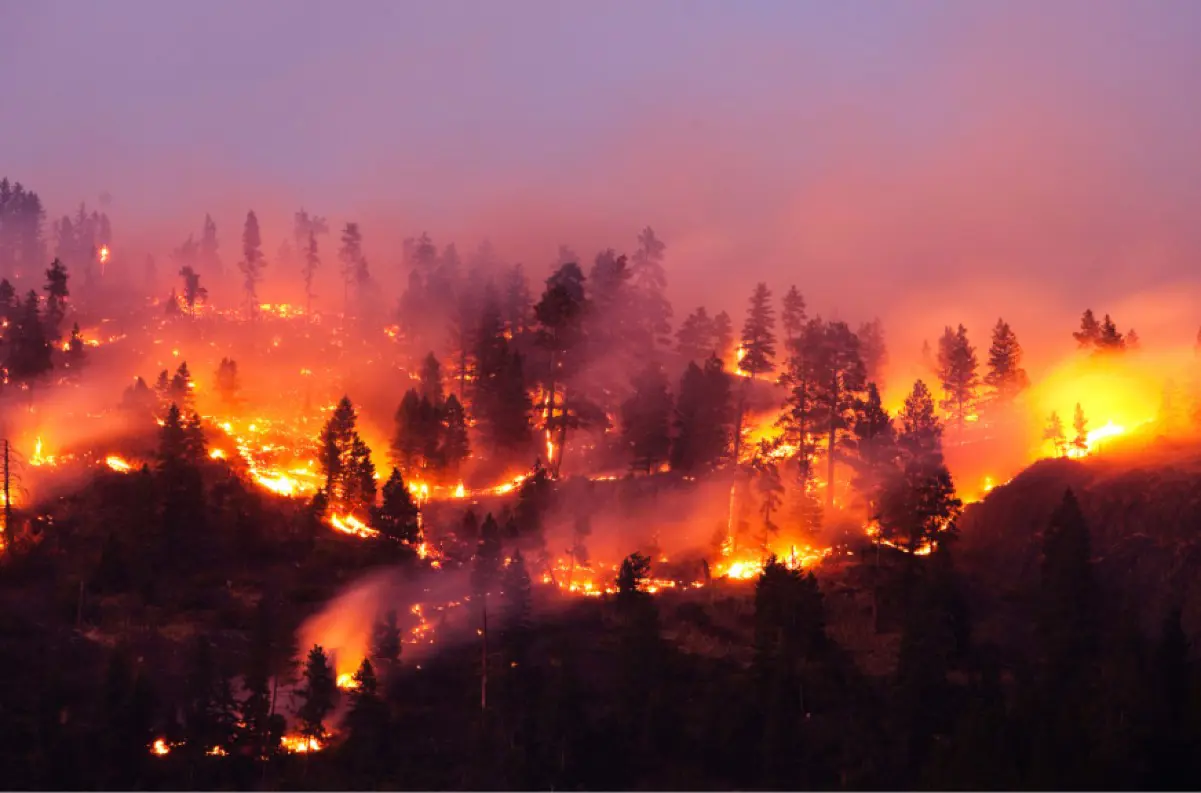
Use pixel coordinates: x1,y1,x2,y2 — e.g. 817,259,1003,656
104,455,133,473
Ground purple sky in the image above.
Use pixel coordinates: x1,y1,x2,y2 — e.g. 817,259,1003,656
6,0,1201,356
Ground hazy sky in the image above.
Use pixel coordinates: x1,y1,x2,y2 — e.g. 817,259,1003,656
6,0,1201,355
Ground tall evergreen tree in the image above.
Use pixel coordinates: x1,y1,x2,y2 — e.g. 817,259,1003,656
181,636,237,757
676,306,717,363
178,265,207,317
302,230,321,315
534,263,588,470
419,351,443,406
780,286,806,345
238,210,265,317
848,382,898,521
630,226,672,349
297,645,337,742
712,309,734,366
338,222,369,313
1098,314,1125,351
1071,403,1088,455
983,318,1029,404
440,394,470,475
372,468,420,544
936,324,979,435
1043,411,1067,457
1073,309,1100,349
857,318,888,391
671,355,732,473
319,396,377,513
6,290,53,390
739,283,776,377
621,362,673,474
199,213,222,276
42,258,69,336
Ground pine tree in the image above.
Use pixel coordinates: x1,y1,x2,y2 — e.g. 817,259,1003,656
338,222,369,313
419,351,443,407
302,230,321,315
199,213,222,276
739,283,776,377
630,226,672,349
936,324,979,435
42,258,69,337
0,278,15,321
712,310,734,366
475,295,533,459
503,263,532,336
6,290,53,390
675,306,716,364
849,382,898,520
857,318,888,391
370,611,402,667
502,549,533,661
983,318,1029,404
1097,314,1125,351
440,394,470,475
65,321,86,370
297,645,337,742
535,263,588,468
1073,309,1100,349
780,285,806,345
621,362,673,474
342,658,389,780
372,468,420,543
319,396,377,513
178,265,207,317
1125,328,1140,351
671,355,732,473
1043,411,1067,457
182,636,237,757
215,358,239,405
238,210,265,317
1071,403,1088,456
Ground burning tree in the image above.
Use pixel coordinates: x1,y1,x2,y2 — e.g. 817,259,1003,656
319,396,377,515
535,262,588,471
936,324,979,436
178,265,207,317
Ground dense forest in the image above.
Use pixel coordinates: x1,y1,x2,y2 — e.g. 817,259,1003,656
1,174,1200,791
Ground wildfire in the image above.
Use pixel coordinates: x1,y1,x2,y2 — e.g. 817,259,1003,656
453,482,465,498
335,672,360,690
30,437,53,467
151,738,171,756
281,734,323,753
329,513,379,539
98,244,110,265
105,455,133,473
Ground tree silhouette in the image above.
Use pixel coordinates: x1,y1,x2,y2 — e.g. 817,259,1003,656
621,362,673,474
1043,411,1067,457
739,282,776,377
671,355,732,473
984,318,1029,404
238,210,264,318
780,285,807,345
1071,403,1088,455
297,645,337,742
372,468,420,544
319,396,377,513
936,324,979,435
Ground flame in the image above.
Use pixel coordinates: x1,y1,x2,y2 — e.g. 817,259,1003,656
105,455,133,473
329,513,379,539
209,448,226,460
281,734,323,753
335,672,360,690
453,482,465,498
151,738,171,756
98,245,110,264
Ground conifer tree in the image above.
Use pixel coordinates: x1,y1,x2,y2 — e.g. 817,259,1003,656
1043,411,1067,457
0,278,15,322
440,394,470,475
370,611,402,668
936,324,979,435
297,645,337,742
849,382,898,520
238,210,265,318
182,636,237,757
780,285,806,345
1097,314,1125,351
983,318,1029,404
338,222,369,313
1125,328,1140,351
342,658,389,779
6,290,52,389
372,468,420,543
630,226,672,349
675,306,716,364
42,258,69,336
671,355,732,473
178,265,207,317
535,263,588,467
200,213,222,276
215,357,239,405
621,362,673,474
712,309,734,365
1073,309,1100,349
857,318,888,391
319,396,377,513
475,294,533,459
419,351,443,407
1071,403,1088,456
302,230,321,315
739,283,776,377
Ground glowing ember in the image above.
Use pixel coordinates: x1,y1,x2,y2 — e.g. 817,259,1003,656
151,738,171,756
